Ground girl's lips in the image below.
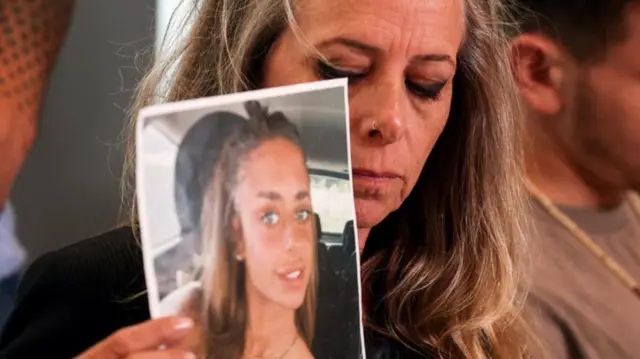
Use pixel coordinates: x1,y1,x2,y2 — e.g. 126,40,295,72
276,265,304,280
283,269,301,279
276,267,305,288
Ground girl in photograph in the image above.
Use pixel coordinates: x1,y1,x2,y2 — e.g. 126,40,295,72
177,101,316,359
0,0,534,358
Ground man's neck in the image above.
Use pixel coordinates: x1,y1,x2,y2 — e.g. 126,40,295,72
526,123,626,209
244,286,298,358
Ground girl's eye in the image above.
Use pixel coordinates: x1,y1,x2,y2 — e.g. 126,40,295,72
296,209,311,223
405,80,447,101
261,212,279,225
316,60,366,81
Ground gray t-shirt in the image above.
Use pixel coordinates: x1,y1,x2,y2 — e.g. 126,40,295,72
527,195,640,359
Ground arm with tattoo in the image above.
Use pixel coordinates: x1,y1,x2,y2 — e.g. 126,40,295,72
0,0,75,205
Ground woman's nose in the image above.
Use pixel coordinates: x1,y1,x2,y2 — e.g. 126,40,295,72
351,78,405,146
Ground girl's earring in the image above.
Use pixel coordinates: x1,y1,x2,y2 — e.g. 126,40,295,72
235,254,243,261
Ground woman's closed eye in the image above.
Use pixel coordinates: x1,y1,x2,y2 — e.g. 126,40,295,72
316,60,366,82
316,60,446,101
405,79,446,101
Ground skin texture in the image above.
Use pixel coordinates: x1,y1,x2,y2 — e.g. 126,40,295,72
233,138,314,359
513,3,640,208
233,138,314,311
0,0,74,206
172,139,315,359
262,0,464,246
74,316,196,359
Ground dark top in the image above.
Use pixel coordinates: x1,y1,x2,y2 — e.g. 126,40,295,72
0,227,425,359
0,227,149,359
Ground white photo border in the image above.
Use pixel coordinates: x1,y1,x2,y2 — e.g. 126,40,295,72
135,78,366,358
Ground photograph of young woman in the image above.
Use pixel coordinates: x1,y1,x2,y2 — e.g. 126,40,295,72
169,100,317,359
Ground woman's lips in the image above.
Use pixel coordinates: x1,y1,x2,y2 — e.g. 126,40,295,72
351,168,403,188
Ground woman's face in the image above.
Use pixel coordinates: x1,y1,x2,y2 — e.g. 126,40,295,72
263,0,464,233
233,138,315,310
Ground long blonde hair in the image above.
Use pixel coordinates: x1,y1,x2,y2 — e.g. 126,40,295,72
122,0,531,358
186,101,316,359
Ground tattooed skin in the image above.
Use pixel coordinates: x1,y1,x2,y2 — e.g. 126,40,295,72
0,0,75,205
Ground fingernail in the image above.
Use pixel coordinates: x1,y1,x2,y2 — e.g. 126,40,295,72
173,317,194,331
183,352,197,359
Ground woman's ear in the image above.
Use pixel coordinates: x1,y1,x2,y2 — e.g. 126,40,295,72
232,216,245,260
510,33,567,116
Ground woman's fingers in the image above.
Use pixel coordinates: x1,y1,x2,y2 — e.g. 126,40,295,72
76,316,194,359
126,349,196,359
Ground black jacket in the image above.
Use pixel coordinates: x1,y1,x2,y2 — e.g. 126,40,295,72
0,227,149,359
0,227,428,359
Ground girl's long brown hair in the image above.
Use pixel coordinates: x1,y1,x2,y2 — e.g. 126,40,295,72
123,0,533,358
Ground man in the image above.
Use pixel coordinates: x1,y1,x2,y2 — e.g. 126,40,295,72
509,1,640,358
0,1,74,331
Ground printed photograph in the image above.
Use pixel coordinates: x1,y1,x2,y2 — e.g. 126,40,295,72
135,79,364,359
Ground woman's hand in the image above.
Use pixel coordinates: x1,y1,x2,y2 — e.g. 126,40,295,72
74,316,196,359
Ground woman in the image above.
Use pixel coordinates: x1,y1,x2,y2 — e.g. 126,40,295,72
176,101,317,359
0,0,531,358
